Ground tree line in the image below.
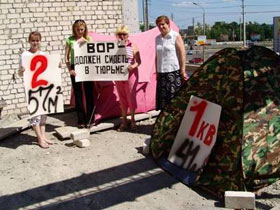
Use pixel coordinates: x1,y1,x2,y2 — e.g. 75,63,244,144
139,21,273,41
195,21,273,41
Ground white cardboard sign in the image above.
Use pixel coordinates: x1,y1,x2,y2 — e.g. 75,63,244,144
74,41,129,82
23,54,64,118
196,35,207,45
168,95,221,173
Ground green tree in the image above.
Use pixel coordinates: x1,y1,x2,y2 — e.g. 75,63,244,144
194,22,203,36
139,23,155,32
208,21,229,41
261,23,273,40
228,21,239,41
204,21,273,41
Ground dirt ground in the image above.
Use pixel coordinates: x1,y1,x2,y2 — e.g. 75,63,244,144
0,112,280,210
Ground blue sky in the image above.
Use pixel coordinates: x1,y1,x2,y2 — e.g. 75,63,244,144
138,0,280,28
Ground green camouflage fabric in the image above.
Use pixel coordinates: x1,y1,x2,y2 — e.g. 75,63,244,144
243,46,280,191
151,46,280,198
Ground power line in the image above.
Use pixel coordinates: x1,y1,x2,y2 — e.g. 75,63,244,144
145,0,278,26
149,2,280,12
246,4,280,7
176,16,202,22
246,10,280,14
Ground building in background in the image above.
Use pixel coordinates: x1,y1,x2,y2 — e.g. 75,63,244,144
0,0,139,117
250,33,261,42
122,0,139,33
273,16,280,53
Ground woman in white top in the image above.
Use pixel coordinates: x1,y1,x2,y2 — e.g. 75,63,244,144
155,15,187,110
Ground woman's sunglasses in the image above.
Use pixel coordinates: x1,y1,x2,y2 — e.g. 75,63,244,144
117,33,128,36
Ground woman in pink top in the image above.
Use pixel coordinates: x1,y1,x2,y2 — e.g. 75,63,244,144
115,25,141,132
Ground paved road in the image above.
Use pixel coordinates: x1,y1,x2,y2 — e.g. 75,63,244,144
187,48,220,63
186,44,273,64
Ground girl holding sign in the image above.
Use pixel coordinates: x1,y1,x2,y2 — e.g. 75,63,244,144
115,25,141,132
65,20,95,128
19,31,53,149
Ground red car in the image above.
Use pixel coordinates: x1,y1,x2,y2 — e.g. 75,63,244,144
189,57,203,64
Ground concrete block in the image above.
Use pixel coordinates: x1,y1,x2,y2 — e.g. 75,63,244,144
225,191,255,209
74,139,90,148
89,122,117,133
142,138,151,155
55,126,79,139
70,129,90,141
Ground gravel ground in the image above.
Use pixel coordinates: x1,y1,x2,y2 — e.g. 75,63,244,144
0,112,280,210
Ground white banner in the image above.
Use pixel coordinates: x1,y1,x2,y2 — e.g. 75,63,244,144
168,95,221,173
74,41,129,82
196,35,207,45
23,54,64,118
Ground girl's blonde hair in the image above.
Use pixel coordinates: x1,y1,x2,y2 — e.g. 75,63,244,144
115,25,129,35
72,19,88,39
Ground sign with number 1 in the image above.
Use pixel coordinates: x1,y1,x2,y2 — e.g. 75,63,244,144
168,95,222,175
23,54,64,118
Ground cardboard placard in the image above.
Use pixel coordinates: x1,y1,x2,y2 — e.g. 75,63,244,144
168,95,221,175
23,54,64,118
74,41,129,82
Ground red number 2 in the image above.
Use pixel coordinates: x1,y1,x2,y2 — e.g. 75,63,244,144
30,55,48,89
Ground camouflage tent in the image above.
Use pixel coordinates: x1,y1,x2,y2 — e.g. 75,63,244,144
151,46,280,198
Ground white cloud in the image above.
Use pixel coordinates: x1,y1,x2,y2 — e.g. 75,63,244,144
173,1,210,8
172,1,194,8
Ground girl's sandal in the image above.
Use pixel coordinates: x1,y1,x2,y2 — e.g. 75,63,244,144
38,142,49,149
117,123,127,132
45,139,54,145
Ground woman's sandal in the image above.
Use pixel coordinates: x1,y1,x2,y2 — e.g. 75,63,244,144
77,124,85,129
117,123,127,132
130,122,137,131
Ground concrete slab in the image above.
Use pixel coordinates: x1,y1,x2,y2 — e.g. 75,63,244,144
55,126,79,139
271,204,280,210
0,117,30,141
1,110,160,141
89,121,119,132
89,110,160,133
0,114,67,141
56,111,160,140
70,129,90,141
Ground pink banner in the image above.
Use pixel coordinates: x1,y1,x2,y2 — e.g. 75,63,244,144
71,22,179,123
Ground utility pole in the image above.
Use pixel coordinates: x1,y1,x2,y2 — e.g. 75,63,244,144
239,17,242,41
193,2,205,35
242,0,246,47
192,17,195,36
143,0,149,31
203,11,205,35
